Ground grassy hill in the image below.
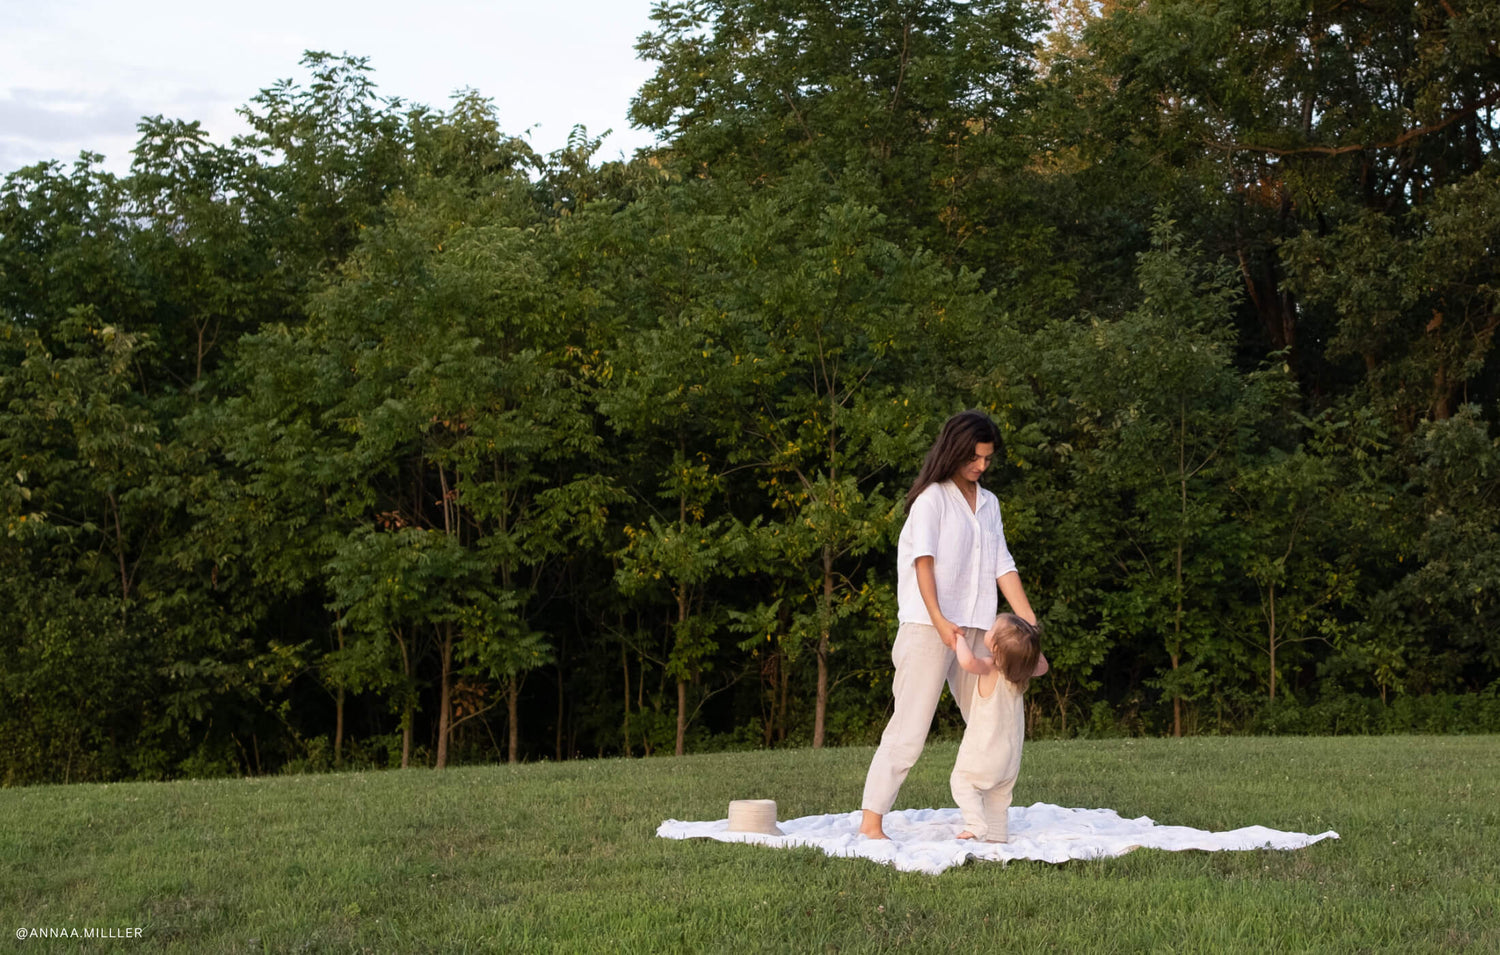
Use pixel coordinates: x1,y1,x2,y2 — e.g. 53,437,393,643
2,736,1497,952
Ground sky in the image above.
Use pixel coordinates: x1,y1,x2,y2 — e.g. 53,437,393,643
0,0,664,176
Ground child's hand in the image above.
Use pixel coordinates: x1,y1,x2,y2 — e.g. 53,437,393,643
935,618,964,649
953,634,994,675
983,619,1003,646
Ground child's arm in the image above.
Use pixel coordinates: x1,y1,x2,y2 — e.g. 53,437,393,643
953,634,996,675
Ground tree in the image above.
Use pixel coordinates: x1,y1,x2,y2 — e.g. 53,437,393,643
1394,407,1500,690
631,0,1070,310
714,188,990,746
235,52,421,281
0,315,162,781
1283,171,1500,426
1051,0,1500,400
1043,216,1274,734
619,173,994,748
129,117,283,387
1234,440,1358,701
225,92,610,766
0,157,148,340
584,179,761,755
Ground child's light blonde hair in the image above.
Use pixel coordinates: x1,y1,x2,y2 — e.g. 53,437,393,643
986,613,1041,692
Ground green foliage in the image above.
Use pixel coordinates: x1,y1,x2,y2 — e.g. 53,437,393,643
1253,683,1500,736
632,0,1072,313
3,4,1500,782
1013,215,1280,731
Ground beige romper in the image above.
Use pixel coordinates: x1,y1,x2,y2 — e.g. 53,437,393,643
949,671,1024,842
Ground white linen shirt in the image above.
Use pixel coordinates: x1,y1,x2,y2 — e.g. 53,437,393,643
896,480,1018,630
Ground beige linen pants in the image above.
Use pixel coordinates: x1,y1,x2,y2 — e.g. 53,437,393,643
860,622,985,815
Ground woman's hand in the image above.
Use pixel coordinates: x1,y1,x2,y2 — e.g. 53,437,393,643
935,618,964,649
915,556,962,648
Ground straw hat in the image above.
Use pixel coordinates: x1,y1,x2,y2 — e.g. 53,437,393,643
727,799,784,836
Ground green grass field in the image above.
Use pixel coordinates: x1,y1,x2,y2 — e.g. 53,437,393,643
2,736,1497,953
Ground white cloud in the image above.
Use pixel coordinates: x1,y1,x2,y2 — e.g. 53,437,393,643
0,89,151,140
0,0,664,174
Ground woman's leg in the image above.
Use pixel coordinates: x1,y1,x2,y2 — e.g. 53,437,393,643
946,627,986,724
860,623,953,835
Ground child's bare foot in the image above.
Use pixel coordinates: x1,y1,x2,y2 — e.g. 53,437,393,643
956,830,976,840
859,810,888,840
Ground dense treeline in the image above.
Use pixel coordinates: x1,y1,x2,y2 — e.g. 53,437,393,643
4,1,1499,784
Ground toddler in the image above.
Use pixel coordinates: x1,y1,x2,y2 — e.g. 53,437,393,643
950,613,1048,842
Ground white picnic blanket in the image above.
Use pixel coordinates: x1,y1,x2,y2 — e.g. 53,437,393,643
657,803,1339,875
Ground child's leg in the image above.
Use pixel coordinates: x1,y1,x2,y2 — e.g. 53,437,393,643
949,767,989,840
979,777,1017,843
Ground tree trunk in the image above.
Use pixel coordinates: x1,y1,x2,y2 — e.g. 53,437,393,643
402,703,413,769
1172,530,1185,738
556,631,566,760
334,622,346,768
814,545,833,749
506,677,520,764
107,490,131,619
1173,403,1187,738
621,639,632,757
1237,247,1297,360
776,602,791,744
435,624,453,769
397,628,413,768
334,685,345,769
777,653,790,744
1268,582,1278,702
195,319,214,383
1171,652,1182,739
1433,360,1453,420
675,584,689,757
761,652,778,747
1051,677,1071,737
814,636,829,749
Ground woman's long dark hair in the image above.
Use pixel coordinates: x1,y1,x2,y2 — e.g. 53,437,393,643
905,409,1003,509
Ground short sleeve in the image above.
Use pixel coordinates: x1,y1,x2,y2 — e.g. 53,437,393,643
904,485,943,563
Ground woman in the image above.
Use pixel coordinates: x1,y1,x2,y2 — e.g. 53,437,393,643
859,409,1044,841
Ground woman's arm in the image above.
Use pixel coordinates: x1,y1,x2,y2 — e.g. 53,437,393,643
995,571,1047,676
997,571,1036,625
915,555,964,649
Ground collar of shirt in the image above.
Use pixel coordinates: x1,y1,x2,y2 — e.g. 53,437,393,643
941,479,990,516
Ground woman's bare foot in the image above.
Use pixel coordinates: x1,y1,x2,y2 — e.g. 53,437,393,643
859,810,889,840
956,831,976,840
